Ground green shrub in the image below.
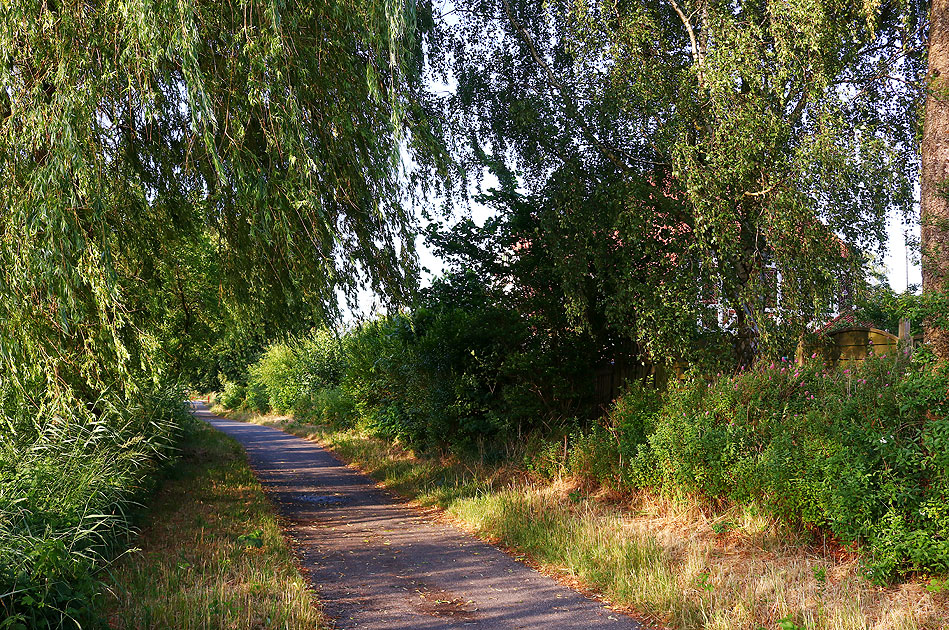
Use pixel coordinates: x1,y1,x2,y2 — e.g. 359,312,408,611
524,436,569,479
339,316,415,435
567,424,619,484
237,272,603,452
306,387,356,425
248,343,299,414
294,329,345,398
218,380,246,410
623,351,949,581
243,330,348,418
245,379,270,414
610,383,662,463
324,272,603,451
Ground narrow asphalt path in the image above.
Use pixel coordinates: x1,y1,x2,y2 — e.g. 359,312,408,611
194,402,642,630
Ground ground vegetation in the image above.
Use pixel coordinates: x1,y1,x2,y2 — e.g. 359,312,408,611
222,287,949,583
104,419,326,630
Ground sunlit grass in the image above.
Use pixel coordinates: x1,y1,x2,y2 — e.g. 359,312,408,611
103,420,325,630
220,409,949,630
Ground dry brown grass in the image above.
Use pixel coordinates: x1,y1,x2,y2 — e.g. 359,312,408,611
103,419,326,630
587,486,948,629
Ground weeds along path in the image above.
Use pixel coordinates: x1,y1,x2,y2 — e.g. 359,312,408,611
193,402,641,630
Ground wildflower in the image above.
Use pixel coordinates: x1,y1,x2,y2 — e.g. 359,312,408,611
811,352,817,359
880,437,887,444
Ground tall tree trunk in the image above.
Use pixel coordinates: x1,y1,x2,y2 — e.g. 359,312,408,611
921,0,949,360
733,306,758,368
731,225,760,368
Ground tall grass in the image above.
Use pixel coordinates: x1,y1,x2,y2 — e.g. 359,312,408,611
0,386,186,628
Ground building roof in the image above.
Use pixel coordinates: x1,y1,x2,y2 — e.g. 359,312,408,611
815,309,886,336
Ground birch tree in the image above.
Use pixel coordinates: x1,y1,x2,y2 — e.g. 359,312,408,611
434,0,925,366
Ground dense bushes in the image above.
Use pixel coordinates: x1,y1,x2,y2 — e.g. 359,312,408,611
562,351,949,580
237,330,347,416
0,385,188,628
237,272,600,451
217,380,247,410
230,321,949,580
250,344,300,414
221,273,949,581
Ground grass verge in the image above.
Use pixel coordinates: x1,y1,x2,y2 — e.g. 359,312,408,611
218,408,949,630
102,418,325,630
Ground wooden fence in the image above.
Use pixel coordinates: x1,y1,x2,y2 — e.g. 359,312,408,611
593,358,659,410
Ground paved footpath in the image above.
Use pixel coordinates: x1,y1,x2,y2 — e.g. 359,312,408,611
194,402,642,630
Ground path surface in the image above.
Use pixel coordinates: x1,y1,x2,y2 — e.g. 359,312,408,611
194,402,641,630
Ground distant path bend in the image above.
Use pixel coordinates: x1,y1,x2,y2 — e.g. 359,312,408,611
193,402,642,630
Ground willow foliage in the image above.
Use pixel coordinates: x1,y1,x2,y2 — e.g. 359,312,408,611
0,0,436,404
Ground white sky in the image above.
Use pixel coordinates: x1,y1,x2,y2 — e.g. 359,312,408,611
882,206,921,294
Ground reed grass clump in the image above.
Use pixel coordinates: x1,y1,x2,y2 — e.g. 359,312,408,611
0,385,187,629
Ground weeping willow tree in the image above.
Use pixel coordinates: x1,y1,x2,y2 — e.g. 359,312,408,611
433,0,925,366
0,0,443,410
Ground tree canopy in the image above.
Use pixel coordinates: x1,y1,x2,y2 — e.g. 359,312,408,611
0,0,934,403
428,0,925,365
0,0,442,405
